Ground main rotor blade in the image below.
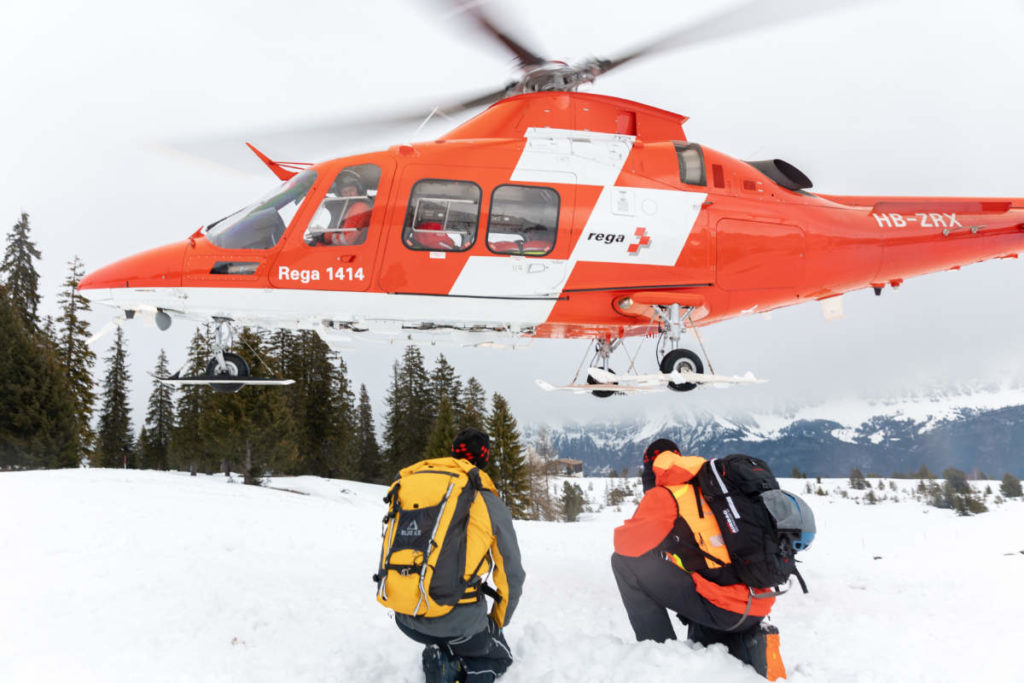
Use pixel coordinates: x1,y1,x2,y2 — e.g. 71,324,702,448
253,83,512,143
166,85,513,172
602,0,872,75
443,0,548,68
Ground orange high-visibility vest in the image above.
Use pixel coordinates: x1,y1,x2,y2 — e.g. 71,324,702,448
664,483,776,618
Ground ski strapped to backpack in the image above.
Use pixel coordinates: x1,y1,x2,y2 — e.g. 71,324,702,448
373,457,501,618
693,454,811,595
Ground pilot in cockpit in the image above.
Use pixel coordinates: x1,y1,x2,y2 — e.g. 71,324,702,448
307,169,373,246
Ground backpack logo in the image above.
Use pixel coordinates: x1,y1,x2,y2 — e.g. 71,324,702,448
721,508,739,534
400,520,421,538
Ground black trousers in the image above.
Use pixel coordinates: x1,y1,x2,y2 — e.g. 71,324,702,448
397,618,513,683
611,551,768,673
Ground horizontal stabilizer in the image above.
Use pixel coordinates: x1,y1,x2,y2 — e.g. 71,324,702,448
870,200,1012,215
820,193,1022,212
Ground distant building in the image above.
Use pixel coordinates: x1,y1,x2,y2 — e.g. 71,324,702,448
550,458,583,477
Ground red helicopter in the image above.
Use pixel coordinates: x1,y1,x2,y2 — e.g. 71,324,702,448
78,0,1024,396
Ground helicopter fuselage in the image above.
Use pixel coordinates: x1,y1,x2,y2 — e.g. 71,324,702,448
79,91,1024,352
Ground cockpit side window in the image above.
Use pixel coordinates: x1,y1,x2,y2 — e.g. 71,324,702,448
205,169,317,250
487,184,559,256
674,143,706,187
304,164,382,247
403,179,481,252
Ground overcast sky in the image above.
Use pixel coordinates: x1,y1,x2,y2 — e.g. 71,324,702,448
3,0,1024,431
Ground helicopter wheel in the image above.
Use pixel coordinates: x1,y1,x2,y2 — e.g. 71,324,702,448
205,352,250,394
660,349,703,392
587,368,618,398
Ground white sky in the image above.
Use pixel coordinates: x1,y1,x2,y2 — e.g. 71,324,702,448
3,0,1024,430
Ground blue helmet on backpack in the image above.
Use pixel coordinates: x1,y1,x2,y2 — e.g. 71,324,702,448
761,490,816,552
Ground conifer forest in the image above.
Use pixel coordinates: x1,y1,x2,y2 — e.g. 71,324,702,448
0,212,537,512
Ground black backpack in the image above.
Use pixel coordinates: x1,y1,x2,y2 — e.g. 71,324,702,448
693,454,807,593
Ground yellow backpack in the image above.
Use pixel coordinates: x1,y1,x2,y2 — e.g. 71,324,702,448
374,457,499,617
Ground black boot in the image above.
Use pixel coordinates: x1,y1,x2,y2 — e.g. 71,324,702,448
737,622,786,680
422,644,464,683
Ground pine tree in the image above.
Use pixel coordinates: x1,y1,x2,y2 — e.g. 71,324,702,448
55,256,97,461
429,354,461,420
459,376,487,431
1000,473,1022,498
41,315,57,343
423,394,458,461
281,331,349,478
199,329,296,484
559,481,586,522
943,467,970,495
382,346,433,475
1,212,42,329
331,354,357,478
139,350,174,470
94,327,135,468
848,468,868,490
0,285,77,469
486,393,530,518
169,327,213,474
382,361,402,478
353,384,382,482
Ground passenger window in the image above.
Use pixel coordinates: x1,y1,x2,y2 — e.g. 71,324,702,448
304,163,382,247
487,185,559,256
674,143,706,187
403,180,481,252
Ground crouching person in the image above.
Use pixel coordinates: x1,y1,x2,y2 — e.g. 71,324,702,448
612,439,815,681
375,428,525,683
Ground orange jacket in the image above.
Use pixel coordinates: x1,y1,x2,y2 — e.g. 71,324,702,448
614,451,775,617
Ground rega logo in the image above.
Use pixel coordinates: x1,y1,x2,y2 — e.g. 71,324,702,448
587,232,626,245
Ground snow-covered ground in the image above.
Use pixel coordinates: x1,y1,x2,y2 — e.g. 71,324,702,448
1,470,1021,682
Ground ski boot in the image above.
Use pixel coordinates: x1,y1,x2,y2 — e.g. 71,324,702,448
422,644,464,683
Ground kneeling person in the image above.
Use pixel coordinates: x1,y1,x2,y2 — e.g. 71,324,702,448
375,429,525,683
612,439,814,681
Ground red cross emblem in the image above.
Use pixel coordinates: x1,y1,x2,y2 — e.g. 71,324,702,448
627,227,651,255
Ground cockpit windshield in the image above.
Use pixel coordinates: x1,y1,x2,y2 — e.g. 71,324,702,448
205,169,317,249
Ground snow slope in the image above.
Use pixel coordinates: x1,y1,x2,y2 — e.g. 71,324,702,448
1,470,1021,682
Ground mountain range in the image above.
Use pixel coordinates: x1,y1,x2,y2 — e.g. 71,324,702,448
529,385,1024,478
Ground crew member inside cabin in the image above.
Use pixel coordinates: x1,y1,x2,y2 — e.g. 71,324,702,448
611,439,791,680
306,169,372,246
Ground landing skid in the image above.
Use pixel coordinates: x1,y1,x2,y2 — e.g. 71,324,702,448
536,368,764,394
589,367,764,388
534,379,662,394
149,371,295,388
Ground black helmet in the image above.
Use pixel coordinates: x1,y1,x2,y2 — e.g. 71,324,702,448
641,438,680,491
451,428,490,468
